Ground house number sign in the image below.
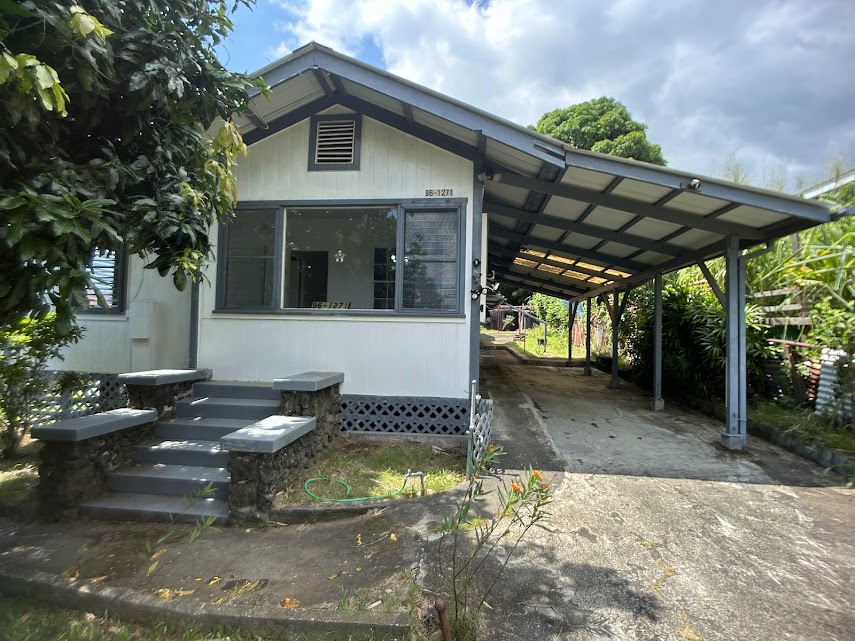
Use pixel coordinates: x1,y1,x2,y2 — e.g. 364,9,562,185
425,189,453,197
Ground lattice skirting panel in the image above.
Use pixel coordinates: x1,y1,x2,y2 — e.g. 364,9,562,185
31,372,128,430
340,395,470,435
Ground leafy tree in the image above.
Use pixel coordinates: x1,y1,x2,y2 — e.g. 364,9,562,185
0,0,267,332
529,293,568,332
0,313,82,458
535,97,666,165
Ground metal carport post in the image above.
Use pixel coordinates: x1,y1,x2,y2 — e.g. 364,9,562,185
723,236,747,450
651,272,664,411
584,300,592,376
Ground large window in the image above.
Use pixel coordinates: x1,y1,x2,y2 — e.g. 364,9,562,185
218,201,464,315
285,207,397,310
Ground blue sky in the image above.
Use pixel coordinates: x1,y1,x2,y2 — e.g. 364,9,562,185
217,0,855,191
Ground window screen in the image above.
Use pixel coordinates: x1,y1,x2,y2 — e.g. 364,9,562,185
222,209,277,309
401,209,460,312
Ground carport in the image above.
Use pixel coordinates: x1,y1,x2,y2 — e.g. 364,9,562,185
237,43,840,451
480,155,837,450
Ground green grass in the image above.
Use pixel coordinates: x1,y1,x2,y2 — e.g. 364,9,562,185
279,441,465,505
749,400,855,452
0,437,40,510
512,328,569,359
0,596,267,641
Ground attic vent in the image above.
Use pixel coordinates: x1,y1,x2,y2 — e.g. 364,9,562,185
309,114,362,170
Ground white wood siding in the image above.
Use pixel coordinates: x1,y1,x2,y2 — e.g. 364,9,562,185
198,111,475,397
52,254,192,373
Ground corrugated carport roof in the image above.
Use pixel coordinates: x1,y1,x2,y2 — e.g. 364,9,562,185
238,43,836,301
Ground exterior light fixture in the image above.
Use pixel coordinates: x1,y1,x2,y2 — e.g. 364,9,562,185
335,249,345,263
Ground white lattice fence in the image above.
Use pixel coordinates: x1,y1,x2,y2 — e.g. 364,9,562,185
29,372,128,430
466,380,494,479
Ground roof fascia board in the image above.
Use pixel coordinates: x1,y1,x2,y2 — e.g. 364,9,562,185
564,151,832,223
484,199,681,257
490,226,645,272
256,47,564,166
242,94,339,146
489,171,760,238
335,94,482,162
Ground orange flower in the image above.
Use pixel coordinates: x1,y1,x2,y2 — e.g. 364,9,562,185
511,482,523,493
532,470,542,480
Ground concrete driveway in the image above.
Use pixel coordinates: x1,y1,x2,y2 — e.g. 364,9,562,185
480,350,855,641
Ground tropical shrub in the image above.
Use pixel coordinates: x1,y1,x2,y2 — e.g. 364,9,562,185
529,293,568,332
620,278,772,400
0,313,82,458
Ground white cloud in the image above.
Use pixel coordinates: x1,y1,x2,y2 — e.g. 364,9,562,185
272,0,855,188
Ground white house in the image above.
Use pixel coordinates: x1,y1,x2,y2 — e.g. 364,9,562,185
55,42,834,441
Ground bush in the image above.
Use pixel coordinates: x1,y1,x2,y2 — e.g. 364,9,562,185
529,293,569,332
0,313,82,458
621,281,772,400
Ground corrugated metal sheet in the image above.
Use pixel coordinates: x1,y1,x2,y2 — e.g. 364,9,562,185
610,179,673,203
816,348,854,421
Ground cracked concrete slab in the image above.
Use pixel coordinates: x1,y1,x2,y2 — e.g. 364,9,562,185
477,351,855,641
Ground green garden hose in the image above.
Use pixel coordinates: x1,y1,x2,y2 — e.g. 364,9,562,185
304,470,425,502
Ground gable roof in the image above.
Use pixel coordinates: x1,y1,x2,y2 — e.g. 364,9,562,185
237,42,835,302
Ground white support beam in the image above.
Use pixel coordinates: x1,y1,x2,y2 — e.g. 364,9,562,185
723,236,747,450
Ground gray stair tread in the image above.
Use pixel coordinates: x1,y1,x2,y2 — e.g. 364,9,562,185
137,439,225,453
111,464,230,483
192,381,281,401
196,380,274,388
179,397,280,408
164,417,255,428
80,493,229,522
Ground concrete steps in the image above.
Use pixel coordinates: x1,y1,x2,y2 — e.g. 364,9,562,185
193,381,281,401
175,397,280,421
109,464,230,500
134,439,229,467
84,379,281,524
157,417,254,441
80,493,229,524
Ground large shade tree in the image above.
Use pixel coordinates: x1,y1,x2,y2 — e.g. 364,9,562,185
536,96,666,166
0,0,266,332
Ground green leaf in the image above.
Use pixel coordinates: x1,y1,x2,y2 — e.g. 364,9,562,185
0,0,34,17
0,52,18,84
173,269,187,291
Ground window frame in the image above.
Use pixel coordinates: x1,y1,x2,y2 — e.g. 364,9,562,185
78,245,128,315
216,207,285,312
307,114,363,172
215,199,467,318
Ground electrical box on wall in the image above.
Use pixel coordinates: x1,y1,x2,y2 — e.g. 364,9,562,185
128,300,155,339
